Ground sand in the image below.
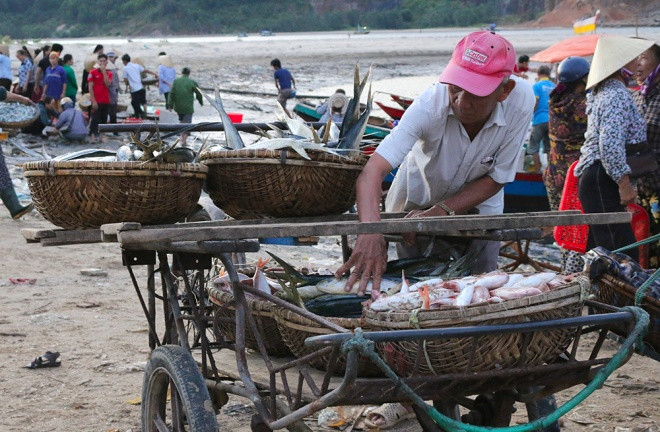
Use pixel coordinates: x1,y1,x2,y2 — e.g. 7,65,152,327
1,28,659,432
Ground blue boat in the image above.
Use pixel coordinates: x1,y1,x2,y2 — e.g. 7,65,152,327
503,172,550,213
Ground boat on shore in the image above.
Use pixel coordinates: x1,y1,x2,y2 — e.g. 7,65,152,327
292,100,392,140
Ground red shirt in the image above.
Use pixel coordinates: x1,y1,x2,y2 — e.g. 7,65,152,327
88,68,112,104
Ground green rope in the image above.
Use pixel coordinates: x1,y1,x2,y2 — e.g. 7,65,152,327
610,232,660,307
342,306,649,432
613,233,660,253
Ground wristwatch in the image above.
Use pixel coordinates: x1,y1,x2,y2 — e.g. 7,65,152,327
436,201,456,216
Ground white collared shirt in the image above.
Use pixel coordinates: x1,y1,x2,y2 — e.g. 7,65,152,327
122,62,144,92
377,76,534,215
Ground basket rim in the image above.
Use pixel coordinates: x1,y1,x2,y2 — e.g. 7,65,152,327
208,286,275,315
22,160,208,177
0,99,39,128
598,273,660,309
199,148,367,166
272,304,364,331
365,275,588,327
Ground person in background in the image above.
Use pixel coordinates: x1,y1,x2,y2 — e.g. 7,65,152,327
270,58,296,117
0,45,12,90
82,44,103,95
106,51,121,130
34,44,57,102
22,96,58,136
88,53,112,143
122,53,158,119
0,88,34,219
543,56,590,273
15,49,34,99
527,65,555,172
157,52,176,104
513,54,530,79
574,37,655,261
633,43,660,268
316,88,348,122
54,97,87,142
61,54,78,103
168,67,203,146
41,51,67,110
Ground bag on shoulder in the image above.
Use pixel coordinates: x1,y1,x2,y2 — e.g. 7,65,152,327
626,142,658,178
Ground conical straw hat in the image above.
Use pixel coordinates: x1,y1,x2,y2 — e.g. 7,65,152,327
0,45,8,56
158,54,174,68
586,36,655,89
84,53,98,72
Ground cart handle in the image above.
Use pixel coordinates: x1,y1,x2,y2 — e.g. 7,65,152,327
331,306,649,432
304,311,633,348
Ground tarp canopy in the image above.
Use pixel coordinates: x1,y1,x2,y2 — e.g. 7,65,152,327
530,34,600,63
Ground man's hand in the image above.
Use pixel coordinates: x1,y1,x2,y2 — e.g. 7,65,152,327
401,205,448,246
335,233,387,296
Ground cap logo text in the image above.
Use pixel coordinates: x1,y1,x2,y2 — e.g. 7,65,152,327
463,49,488,65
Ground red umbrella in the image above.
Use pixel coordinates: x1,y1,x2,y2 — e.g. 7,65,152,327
530,34,600,63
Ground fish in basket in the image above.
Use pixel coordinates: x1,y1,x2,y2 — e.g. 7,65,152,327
199,66,371,219
0,99,39,129
22,136,207,229
364,271,590,376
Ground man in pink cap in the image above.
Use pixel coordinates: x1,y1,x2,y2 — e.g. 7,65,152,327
337,31,535,294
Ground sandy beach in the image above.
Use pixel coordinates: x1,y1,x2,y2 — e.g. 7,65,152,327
1,28,659,432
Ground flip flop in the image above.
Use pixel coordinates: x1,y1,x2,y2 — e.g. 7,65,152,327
363,403,416,429
24,351,61,369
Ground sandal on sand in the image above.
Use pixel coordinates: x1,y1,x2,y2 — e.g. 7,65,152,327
24,351,61,369
363,403,416,429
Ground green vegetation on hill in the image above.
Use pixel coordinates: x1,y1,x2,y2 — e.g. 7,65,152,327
0,0,546,39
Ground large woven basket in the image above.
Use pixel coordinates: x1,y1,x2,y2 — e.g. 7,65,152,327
0,100,39,129
272,306,382,377
595,273,659,351
23,161,207,229
208,287,293,358
364,275,589,376
199,148,366,219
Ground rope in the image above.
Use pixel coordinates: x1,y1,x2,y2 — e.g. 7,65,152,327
611,232,660,307
342,306,649,432
613,233,660,252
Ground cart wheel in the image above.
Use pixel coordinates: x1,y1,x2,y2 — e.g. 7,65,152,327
142,345,219,432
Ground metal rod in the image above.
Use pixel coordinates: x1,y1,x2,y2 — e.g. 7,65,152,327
304,312,634,348
99,121,328,133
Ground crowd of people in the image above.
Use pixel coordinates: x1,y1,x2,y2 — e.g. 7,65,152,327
0,43,204,144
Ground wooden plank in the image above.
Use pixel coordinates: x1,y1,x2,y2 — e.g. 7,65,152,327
207,348,342,402
21,228,56,241
122,240,260,254
37,229,104,246
116,211,630,247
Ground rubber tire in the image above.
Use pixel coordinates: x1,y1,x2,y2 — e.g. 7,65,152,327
142,345,219,432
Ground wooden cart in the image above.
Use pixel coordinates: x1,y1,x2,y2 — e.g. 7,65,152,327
23,210,647,432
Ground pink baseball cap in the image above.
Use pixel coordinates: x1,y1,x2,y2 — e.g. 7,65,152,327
439,31,516,97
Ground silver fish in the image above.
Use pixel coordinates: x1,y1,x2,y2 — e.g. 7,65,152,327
0,102,38,123
316,277,400,295
203,83,245,150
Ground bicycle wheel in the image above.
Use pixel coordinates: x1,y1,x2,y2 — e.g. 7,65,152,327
142,345,219,432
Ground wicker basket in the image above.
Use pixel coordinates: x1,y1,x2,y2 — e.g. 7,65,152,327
0,100,39,129
272,306,383,377
595,274,659,351
208,287,293,358
22,160,207,229
364,275,589,376
199,148,366,219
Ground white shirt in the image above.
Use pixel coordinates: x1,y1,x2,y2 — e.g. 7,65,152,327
122,62,144,92
377,76,534,215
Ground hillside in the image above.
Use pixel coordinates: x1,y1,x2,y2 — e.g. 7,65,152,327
533,0,660,27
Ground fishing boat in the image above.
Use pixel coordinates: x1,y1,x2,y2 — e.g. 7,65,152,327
390,94,414,109
375,101,406,120
292,101,392,140
503,172,550,213
354,24,370,34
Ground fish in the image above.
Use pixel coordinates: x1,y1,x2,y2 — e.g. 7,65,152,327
316,276,400,295
442,277,477,292
370,287,455,311
203,83,245,150
0,101,38,123
116,145,134,162
471,285,491,304
490,286,544,300
512,272,557,288
248,138,340,160
407,277,444,293
253,257,271,294
337,65,372,153
455,283,475,307
500,273,526,288
473,271,509,289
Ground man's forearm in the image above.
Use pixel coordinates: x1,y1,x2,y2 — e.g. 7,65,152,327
356,154,392,223
442,176,504,214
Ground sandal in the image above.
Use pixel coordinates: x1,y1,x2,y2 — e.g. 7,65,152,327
363,403,416,429
24,351,61,369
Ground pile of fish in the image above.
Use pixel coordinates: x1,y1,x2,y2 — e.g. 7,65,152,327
370,271,578,312
200,65,373,161
0,101,37,124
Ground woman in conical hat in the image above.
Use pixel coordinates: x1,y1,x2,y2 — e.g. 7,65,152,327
573,36,655,259
157,52,176,103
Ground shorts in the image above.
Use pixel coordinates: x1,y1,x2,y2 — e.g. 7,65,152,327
177,113,193,123
277,88,294,107
527,122,549,154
